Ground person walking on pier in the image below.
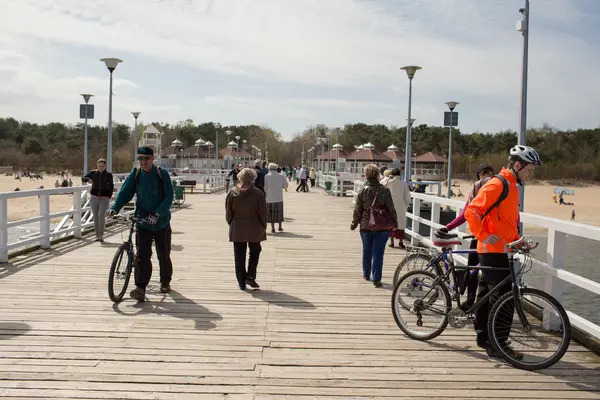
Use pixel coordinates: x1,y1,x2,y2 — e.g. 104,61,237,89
265,163,288,233
385,168,411,249
439,163,495,310
107,146,175,301
226,168,267,290
296,166,308,192
82,158,114,242
465,145,541,360
351,164,397,287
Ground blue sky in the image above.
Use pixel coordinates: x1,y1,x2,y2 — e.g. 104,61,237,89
1,0,599,140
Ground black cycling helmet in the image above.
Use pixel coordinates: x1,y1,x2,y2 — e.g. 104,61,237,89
476,163,494,180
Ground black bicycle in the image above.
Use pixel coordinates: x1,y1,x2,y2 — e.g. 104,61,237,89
391,235,571,370
108,214,149,303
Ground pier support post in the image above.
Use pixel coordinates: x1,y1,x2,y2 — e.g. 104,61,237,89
0,198,8,263
544,228,566,330
72,192,82,239
39,194,51,249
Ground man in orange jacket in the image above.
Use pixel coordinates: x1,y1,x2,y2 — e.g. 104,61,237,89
465,145,541,359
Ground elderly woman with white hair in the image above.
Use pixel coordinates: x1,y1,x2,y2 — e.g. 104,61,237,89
264,163,289,233
225,167,268,290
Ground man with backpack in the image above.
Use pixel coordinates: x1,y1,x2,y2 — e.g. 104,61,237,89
438,163,495,310
107,146,175,301
465,145,541,359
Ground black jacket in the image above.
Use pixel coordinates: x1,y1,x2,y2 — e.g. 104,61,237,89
352,178,398,232
83,170,114,198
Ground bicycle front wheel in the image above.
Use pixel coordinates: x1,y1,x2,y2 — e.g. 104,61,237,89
108,243,133,303
391,270,451,341
488,287,571,370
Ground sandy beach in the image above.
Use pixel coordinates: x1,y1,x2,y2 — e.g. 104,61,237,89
0,174,598,228
2,174,89,223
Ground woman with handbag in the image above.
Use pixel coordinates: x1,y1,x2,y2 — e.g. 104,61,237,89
351,164,397,287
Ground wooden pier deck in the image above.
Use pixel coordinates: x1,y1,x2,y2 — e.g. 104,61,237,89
1,185,599,399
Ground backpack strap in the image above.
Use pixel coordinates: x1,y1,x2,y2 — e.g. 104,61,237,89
133,166,165,201
481,174,509,220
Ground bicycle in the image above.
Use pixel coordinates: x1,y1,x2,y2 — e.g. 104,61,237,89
391,235,571,370
392,233,477,300
107,214,150,303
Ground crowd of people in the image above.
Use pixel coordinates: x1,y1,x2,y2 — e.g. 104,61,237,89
84,142,543,362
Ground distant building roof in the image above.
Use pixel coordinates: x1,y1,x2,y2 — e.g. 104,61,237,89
414,152,446,163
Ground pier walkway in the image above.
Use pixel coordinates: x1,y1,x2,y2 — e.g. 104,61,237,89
1,188,600,399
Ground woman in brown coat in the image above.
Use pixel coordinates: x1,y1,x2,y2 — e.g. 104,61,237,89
225,168,268,290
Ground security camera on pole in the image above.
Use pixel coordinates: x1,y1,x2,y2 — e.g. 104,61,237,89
443,101,459,199
100,58,122,172
79,94,94,175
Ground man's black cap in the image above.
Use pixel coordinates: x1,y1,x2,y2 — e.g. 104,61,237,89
137,146,154,156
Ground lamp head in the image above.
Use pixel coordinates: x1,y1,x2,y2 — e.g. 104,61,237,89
80,93,94,103
225,130,232,136
235,135,240,140
214,122,221,130
445,101,459,111
243,139,247,144
400,65,422,79
100,58,122,72
131,112,141,119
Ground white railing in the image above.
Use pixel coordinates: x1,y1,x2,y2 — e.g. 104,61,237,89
173,174,227,194
316,172,353,197
351,179,442,200
0,184,132,263
348,179,600,341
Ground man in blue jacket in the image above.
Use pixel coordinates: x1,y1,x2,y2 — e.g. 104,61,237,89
107,146,175,301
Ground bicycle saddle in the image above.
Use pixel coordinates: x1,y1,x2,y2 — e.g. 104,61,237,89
433,230,462,247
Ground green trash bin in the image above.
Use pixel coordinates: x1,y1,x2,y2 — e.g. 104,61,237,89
173,182,185,206
174,185,184,200
325,181,332,191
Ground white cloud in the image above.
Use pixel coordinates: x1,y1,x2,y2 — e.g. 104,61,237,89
0,0,599,136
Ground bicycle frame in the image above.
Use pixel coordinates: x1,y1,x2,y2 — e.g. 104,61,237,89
420,248,478,293
419,253,531,329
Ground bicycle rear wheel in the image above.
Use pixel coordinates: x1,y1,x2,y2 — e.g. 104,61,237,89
108,243,133,303
391,270,451,341
393,253,438,286
488,287,571,370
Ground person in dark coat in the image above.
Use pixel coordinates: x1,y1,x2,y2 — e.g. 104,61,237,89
351,164,397,287
82,158,114,242
226,167,268,291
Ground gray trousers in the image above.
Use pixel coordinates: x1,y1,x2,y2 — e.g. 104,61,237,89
90,196,110,239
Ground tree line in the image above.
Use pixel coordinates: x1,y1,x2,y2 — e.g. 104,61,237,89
0,117,598,181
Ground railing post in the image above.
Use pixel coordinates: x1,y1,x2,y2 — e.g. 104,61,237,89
39,194,50,249
411,197,421,246
72,190,82,239
430,201,440,242
203,178,207,194
544,228,566,330
0,197,8,263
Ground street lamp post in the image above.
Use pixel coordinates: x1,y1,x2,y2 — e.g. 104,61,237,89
235,135,240,165
214,123,221,171
80,93,94,175
131,112,141,168
242,139,247,166
400,65,422,183
445,101,459,199
517,0,530,214
302,142,306,166
100,58,122,172
226,130,232,169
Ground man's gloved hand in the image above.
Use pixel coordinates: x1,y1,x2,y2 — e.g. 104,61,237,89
147,213,159,225
106,209,117,218
439,227,449,233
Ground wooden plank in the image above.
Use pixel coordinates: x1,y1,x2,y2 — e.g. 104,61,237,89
1,188,599,398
